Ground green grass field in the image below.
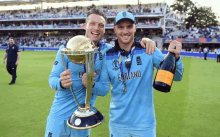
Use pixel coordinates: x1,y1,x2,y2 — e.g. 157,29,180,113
0,50,220,137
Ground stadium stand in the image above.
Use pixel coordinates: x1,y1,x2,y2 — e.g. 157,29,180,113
0,2,168,48
0,1,219,59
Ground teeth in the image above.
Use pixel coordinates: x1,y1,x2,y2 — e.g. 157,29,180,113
92,32,99,35
123,35,129,38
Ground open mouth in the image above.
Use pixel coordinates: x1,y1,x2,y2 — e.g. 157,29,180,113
91,32,100,36
122,35,130,39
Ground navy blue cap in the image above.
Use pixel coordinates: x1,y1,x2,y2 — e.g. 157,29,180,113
114,11,136,25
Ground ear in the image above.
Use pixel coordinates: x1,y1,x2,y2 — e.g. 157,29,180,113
134,24,137,33
84,23,87,30
114,26,117,34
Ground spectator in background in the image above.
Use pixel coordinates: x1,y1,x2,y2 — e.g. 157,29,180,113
217,46,220,62
3,37,21,85
203,47,208,60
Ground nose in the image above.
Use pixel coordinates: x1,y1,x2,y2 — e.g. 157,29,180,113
94,24,99,31
122,28,129,35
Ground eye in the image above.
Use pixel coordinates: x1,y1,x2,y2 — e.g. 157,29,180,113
99,24,104,28
89,22,95,26
118,25,123,29
128,25,133,28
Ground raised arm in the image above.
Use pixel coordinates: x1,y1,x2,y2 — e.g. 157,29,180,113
151,41,184,81
48,45,70,91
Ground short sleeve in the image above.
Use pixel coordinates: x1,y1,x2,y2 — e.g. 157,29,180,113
16,46,20,52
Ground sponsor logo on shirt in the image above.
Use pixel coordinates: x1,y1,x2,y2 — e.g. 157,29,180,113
112,60,120,71
48,132,52,137
54,61,58,65
118,70,141,81
99,52,102,60
79,71,84,78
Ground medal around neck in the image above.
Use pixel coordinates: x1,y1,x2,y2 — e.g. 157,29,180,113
125,57,131,69
61,35,104,130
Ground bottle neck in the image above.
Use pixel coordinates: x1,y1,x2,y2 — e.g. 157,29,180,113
168,52,175,56
166,52,177,62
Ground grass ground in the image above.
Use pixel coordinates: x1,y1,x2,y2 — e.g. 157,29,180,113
0,50,219,137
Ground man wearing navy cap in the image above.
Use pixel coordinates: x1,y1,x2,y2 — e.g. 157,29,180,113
3,37,21,85
92,11,184,137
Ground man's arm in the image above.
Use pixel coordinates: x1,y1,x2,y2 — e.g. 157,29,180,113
140,38,156,54
48,45,70,91
82,51,111,96
15,52,21,65
152,41,184,81
3,51,7,64
92,54,111,96
167,40,184,81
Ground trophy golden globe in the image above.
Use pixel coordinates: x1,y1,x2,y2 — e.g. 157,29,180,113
61,35,104,130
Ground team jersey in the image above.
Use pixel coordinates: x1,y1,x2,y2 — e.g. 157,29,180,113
48,42,113,120
93,40,184,130
6,44,20,62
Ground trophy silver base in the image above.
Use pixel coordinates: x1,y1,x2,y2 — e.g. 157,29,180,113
67,107,104,130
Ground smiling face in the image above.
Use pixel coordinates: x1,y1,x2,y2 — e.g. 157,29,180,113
114,19,137,47
84,14,106,46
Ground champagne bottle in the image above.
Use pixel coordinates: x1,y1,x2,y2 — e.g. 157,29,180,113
153,52,177,92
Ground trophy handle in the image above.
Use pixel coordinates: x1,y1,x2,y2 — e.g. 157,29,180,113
61,54,81,109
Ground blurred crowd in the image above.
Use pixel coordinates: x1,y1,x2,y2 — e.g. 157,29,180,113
164,26,220,39
0,33,153,48
0,35,71,48
0,19,160,28
0,3,166,21
1,2,219,52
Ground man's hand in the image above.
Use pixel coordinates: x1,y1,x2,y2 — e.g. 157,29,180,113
3,59,5,64
60,69,73,88
168,40,182,59
15,61,19,66
82,73,96,87
140,38,156,54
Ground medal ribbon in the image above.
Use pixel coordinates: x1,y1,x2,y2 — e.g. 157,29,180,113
118,46,135,91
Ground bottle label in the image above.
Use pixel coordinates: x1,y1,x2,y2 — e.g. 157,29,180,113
155,70,174,86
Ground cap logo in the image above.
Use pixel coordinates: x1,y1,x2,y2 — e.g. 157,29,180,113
123,12,127,17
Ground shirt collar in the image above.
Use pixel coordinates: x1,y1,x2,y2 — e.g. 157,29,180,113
114,39,136,56
96,41,101,48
